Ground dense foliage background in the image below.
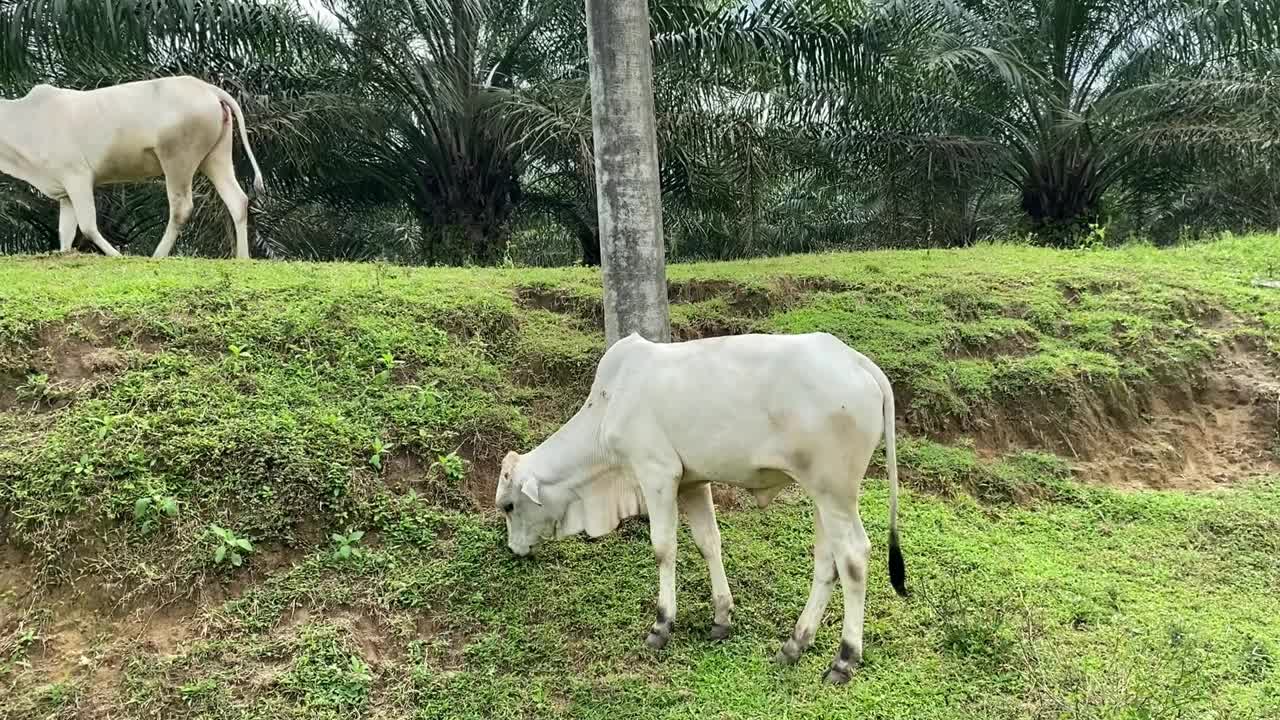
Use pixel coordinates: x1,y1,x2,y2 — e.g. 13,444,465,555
1,0,1278,264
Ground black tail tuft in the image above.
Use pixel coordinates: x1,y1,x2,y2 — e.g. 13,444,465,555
888,528,907,597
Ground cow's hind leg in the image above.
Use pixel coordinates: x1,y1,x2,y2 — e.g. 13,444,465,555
678,483,734,640
64,180,121,257
776,505,836,665
200,126,252,260
153,168,196,259
818,501,871,685
58,199,76,252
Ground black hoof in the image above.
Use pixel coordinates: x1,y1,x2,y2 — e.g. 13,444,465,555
710,623,732,641
645,630,670,650
774,640,802,666
822,665,853,685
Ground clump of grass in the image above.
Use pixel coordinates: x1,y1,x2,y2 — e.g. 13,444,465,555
890,438,1074,504
279,623,375,713
919,575,1017,668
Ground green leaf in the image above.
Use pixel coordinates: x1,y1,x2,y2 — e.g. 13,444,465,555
161,498,179,516
214,546,226,564
349,530,365,542
134,497,152,519
231,552,243,567
236,538,253,552
331,533,346,543
338,545,351,559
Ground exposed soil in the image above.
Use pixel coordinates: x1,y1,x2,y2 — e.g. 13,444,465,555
514,275,853,335
943,340,1280,490
3,588,203,713
671,316,756,342
0,315,160,413
669,277,852,318
1070,343,1280,490
458,432,515,511
5,292,1275,514
382,450,428,492
514,286,603,328
0,377,20,412
945,331,1038,360
277,605,400,668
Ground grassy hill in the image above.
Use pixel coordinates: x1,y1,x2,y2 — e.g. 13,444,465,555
2,236,1280,719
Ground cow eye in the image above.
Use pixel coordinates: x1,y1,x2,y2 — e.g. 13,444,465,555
500,501,514,514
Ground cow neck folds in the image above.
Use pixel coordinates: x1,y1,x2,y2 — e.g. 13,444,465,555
521,396,609,496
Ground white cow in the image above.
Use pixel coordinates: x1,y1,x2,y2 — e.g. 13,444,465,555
496,331,907,684
0,75,264,259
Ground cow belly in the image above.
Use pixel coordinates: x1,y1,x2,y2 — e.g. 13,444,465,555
95,148,163,184
681,463,792,491
680,466,793,509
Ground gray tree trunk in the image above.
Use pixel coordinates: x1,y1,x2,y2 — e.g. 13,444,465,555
586,0,671,346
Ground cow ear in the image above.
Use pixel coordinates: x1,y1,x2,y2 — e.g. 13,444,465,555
521,475,542,505
502,450,520,476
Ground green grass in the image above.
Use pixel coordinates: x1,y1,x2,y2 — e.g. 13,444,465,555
2,234,1280,718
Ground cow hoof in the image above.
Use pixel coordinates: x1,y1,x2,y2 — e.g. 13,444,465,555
710,623,732,641
774,640,802,666
645,631,670,650
822,665,853,685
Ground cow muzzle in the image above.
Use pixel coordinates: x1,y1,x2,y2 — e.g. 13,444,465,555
507,539,535,558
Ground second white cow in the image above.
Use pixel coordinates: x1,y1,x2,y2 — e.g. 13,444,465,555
0,75,264,259
495,331,907,685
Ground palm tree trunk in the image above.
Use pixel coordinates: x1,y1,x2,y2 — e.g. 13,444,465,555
578,223,602,267
586,0,670,346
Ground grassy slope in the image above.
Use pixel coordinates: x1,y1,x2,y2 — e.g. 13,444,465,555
1,236,1279,718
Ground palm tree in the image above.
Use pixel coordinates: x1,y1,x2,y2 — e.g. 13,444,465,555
813,0,1280,246
1000,0,1279,242
311,0,598,265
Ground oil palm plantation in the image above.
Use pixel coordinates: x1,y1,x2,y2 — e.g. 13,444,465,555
2,0,1278,259
810,0,1280,246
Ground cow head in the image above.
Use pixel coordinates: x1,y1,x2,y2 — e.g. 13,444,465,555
495,450,558,556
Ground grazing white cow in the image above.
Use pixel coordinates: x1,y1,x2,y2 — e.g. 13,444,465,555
496,331,907,684
0,75,264,259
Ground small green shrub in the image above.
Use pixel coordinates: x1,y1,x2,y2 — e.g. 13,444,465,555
331,529,366,561
208,524,254,568
15,372,49,402
133,493,179,533
434,452,466,483
369,438,392,472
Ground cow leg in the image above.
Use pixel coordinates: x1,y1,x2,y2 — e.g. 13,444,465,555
776,505,835,665
64,181,121,257
819,503,871,686
678,483,733,640
153,172,195,258
58,199,76,252
638,462,682,651
200,128,252,260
